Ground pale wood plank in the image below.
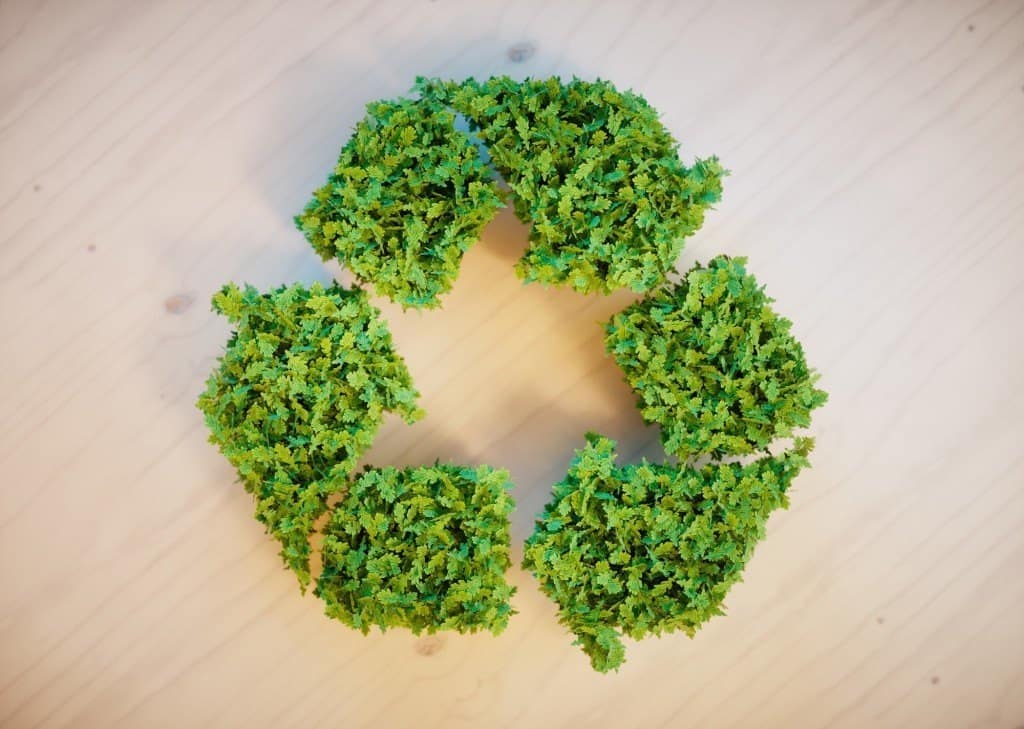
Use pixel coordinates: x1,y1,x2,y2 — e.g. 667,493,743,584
1,1,1023,727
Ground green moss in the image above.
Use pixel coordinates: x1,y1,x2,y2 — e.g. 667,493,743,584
316,464,517,635
295,96,504,309
197,77,826,670
606,256,828,460
523,434,813,672
196,282,421,588
419,76,724,294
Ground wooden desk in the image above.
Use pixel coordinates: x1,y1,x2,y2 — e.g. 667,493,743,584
2,1,1022,726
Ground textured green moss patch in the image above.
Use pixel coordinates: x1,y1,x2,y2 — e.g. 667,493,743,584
295,96,504,308
317,464,516,635
199,76,827,671
197,282,421,587
419,76,724,295
523,434,813,672
606,255,827,460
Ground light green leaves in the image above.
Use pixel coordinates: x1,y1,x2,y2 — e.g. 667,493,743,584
316,464,517,635
606,255,828,460
196,282,421,588
298,77,724,304
199,77,825,669
523,434,813,672
418,76,725,294
295,97,504,309
197,284,519,632
524,257,826,671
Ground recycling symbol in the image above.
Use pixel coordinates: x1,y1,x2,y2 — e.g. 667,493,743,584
198,76,826,672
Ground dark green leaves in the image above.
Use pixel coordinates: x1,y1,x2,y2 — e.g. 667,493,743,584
523,434,813,672
316,464,517,635
295,97,504,309
606,255,828,460
418,76,725,294
196,282,421,588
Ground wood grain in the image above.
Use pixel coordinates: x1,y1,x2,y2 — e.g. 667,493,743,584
2,1,1023,727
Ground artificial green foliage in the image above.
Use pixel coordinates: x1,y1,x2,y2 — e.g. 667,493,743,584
196,282,421,587
316,464,517,635
523,433,813,672
605,255,828,460
418,76,725,294
295,96,504,308
197,75,827,671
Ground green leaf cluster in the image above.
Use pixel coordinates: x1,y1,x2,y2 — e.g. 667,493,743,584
523,434,813,672
418,76,725,294
294,96,504,308
196,282,421,588
199,77,826,667
524,257,826,671
316,464,517,635
605,255,828,460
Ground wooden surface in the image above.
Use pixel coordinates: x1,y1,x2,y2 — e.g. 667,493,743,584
2,0,1023,726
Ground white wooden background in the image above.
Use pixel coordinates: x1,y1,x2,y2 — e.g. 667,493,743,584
2,0,1023,727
